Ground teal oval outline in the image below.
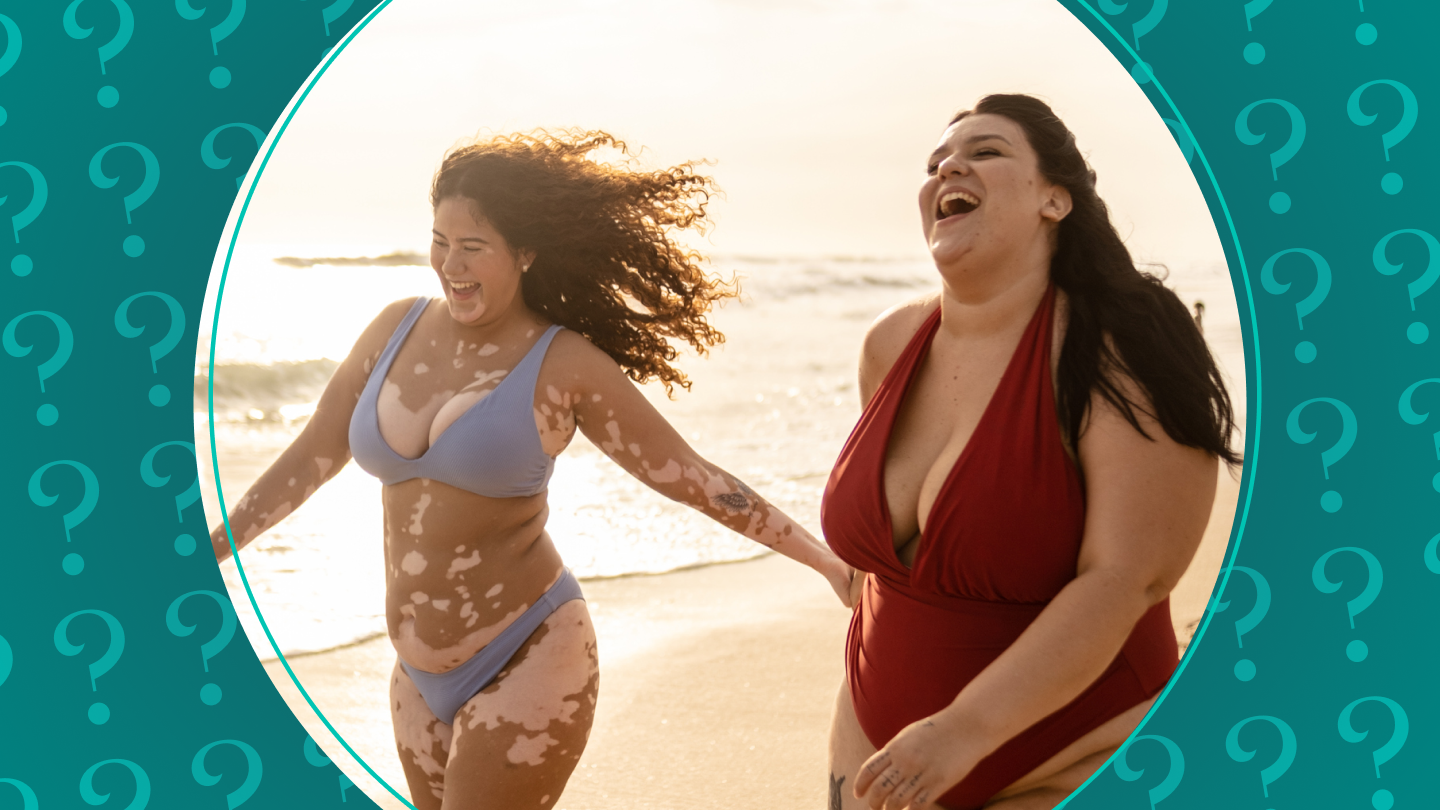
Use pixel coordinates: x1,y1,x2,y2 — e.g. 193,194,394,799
203,1,416,807
1053,2,1263,807
203,3,1266,808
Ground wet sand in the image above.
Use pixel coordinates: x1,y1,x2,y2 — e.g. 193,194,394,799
261,466,1240,810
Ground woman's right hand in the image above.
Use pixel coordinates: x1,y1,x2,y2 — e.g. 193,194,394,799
824,560,865,609
848,568,867,610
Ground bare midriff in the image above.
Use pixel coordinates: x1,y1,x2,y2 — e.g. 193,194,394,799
381,478,564,674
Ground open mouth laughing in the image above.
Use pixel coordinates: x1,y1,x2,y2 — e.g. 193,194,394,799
448,280,479,297
937,189,980,220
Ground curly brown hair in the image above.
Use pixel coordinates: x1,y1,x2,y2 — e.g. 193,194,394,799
430,129,735,394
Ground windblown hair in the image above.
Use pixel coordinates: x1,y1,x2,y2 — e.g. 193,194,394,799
431,129,733,394
952,95,1240,465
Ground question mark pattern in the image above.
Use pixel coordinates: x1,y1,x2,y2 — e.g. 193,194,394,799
166,589,238,705
1,1,1437,808
114,291,187,407
1312,546,1384,662
1,1,383,807
176,0,247,89
1208,565,1270,681
1057,1,1437,807
1338,696,1408,810
304,735,358,802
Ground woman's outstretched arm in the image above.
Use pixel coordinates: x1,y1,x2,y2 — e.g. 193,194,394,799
542,331,857,606
852,370,1217,808
209,299,416,562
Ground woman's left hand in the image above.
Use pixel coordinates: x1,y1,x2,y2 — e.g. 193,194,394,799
853,712,981,809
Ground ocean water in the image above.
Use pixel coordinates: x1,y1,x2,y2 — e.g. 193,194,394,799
198,249,1245,662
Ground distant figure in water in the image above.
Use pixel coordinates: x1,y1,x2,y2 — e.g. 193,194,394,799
1193,300,1205,335
210,129,856,810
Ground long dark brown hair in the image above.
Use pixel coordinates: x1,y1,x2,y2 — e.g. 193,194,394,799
431,129,734,394
952,95,1240,465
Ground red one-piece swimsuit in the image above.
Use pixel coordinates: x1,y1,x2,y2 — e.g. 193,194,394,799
821,284,1178,809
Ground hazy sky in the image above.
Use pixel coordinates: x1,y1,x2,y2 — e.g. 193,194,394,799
236,0,1224,269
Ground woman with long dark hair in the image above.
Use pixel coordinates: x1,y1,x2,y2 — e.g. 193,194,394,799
823,95,1238,810
210,130,855,809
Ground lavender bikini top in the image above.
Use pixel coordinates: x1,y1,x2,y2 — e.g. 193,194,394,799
348,297,561,498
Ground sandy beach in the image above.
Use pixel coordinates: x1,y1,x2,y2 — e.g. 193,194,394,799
259,467,1240,810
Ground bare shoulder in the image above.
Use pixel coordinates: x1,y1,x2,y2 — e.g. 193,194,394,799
540,327,627,387
353,297,424,353
545,327,618,366
1077,338,1216,536
858,292,941,406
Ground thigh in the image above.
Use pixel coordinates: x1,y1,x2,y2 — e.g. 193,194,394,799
442,599,599,810
982,747,1118,810
828,678,879,810
390,660,453,810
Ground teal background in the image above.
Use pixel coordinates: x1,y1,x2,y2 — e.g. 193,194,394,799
1,1,386,807
1,1,1435,808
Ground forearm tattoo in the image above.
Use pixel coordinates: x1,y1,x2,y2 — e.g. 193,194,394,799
709,480,758,515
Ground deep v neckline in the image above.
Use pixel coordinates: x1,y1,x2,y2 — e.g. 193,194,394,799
371,299,551,463
877,286,1054,574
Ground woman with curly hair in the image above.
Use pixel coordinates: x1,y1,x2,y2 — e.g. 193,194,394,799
823,95,1238,809
209,129,856,809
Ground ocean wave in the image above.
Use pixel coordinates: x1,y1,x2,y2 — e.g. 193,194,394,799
196,359,338,421
272,251,427,268
718,256,936,300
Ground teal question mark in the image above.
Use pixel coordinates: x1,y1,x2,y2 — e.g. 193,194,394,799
1209,565,1270,681
1338,696,1407,810
114,291,185,407
1356,0,1378,45
54,609,125,726
1241,0,1272,64
320,0,354,37
1260,248,1331,363
80,759,151,810
1372,228,1438,345
88,141,158,258
303,736,356,802
176,0,246,89
1235,98,1306,214
0,633,11,687
1313,546,1383,662
1113,734,1184,808
140,442,202,557
29,460,99,576
0,161,48,277
0,14,22,127
62,0,133,109
1225,715,1296,800
193,740,263,809
0,780,38,810
1397,378,1440,492
300,0,355,37
3,310,74,426
1161,118,1194,164
1286,397,1357,513
201,123,267,189
1424,530,1440,575
166,590,237,706
1098,0,1167,83
1347,80,1417,195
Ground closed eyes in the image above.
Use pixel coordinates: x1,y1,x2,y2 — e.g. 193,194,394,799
926,147,1003,175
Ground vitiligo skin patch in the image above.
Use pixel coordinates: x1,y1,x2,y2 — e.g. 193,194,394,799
211,295,838,807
